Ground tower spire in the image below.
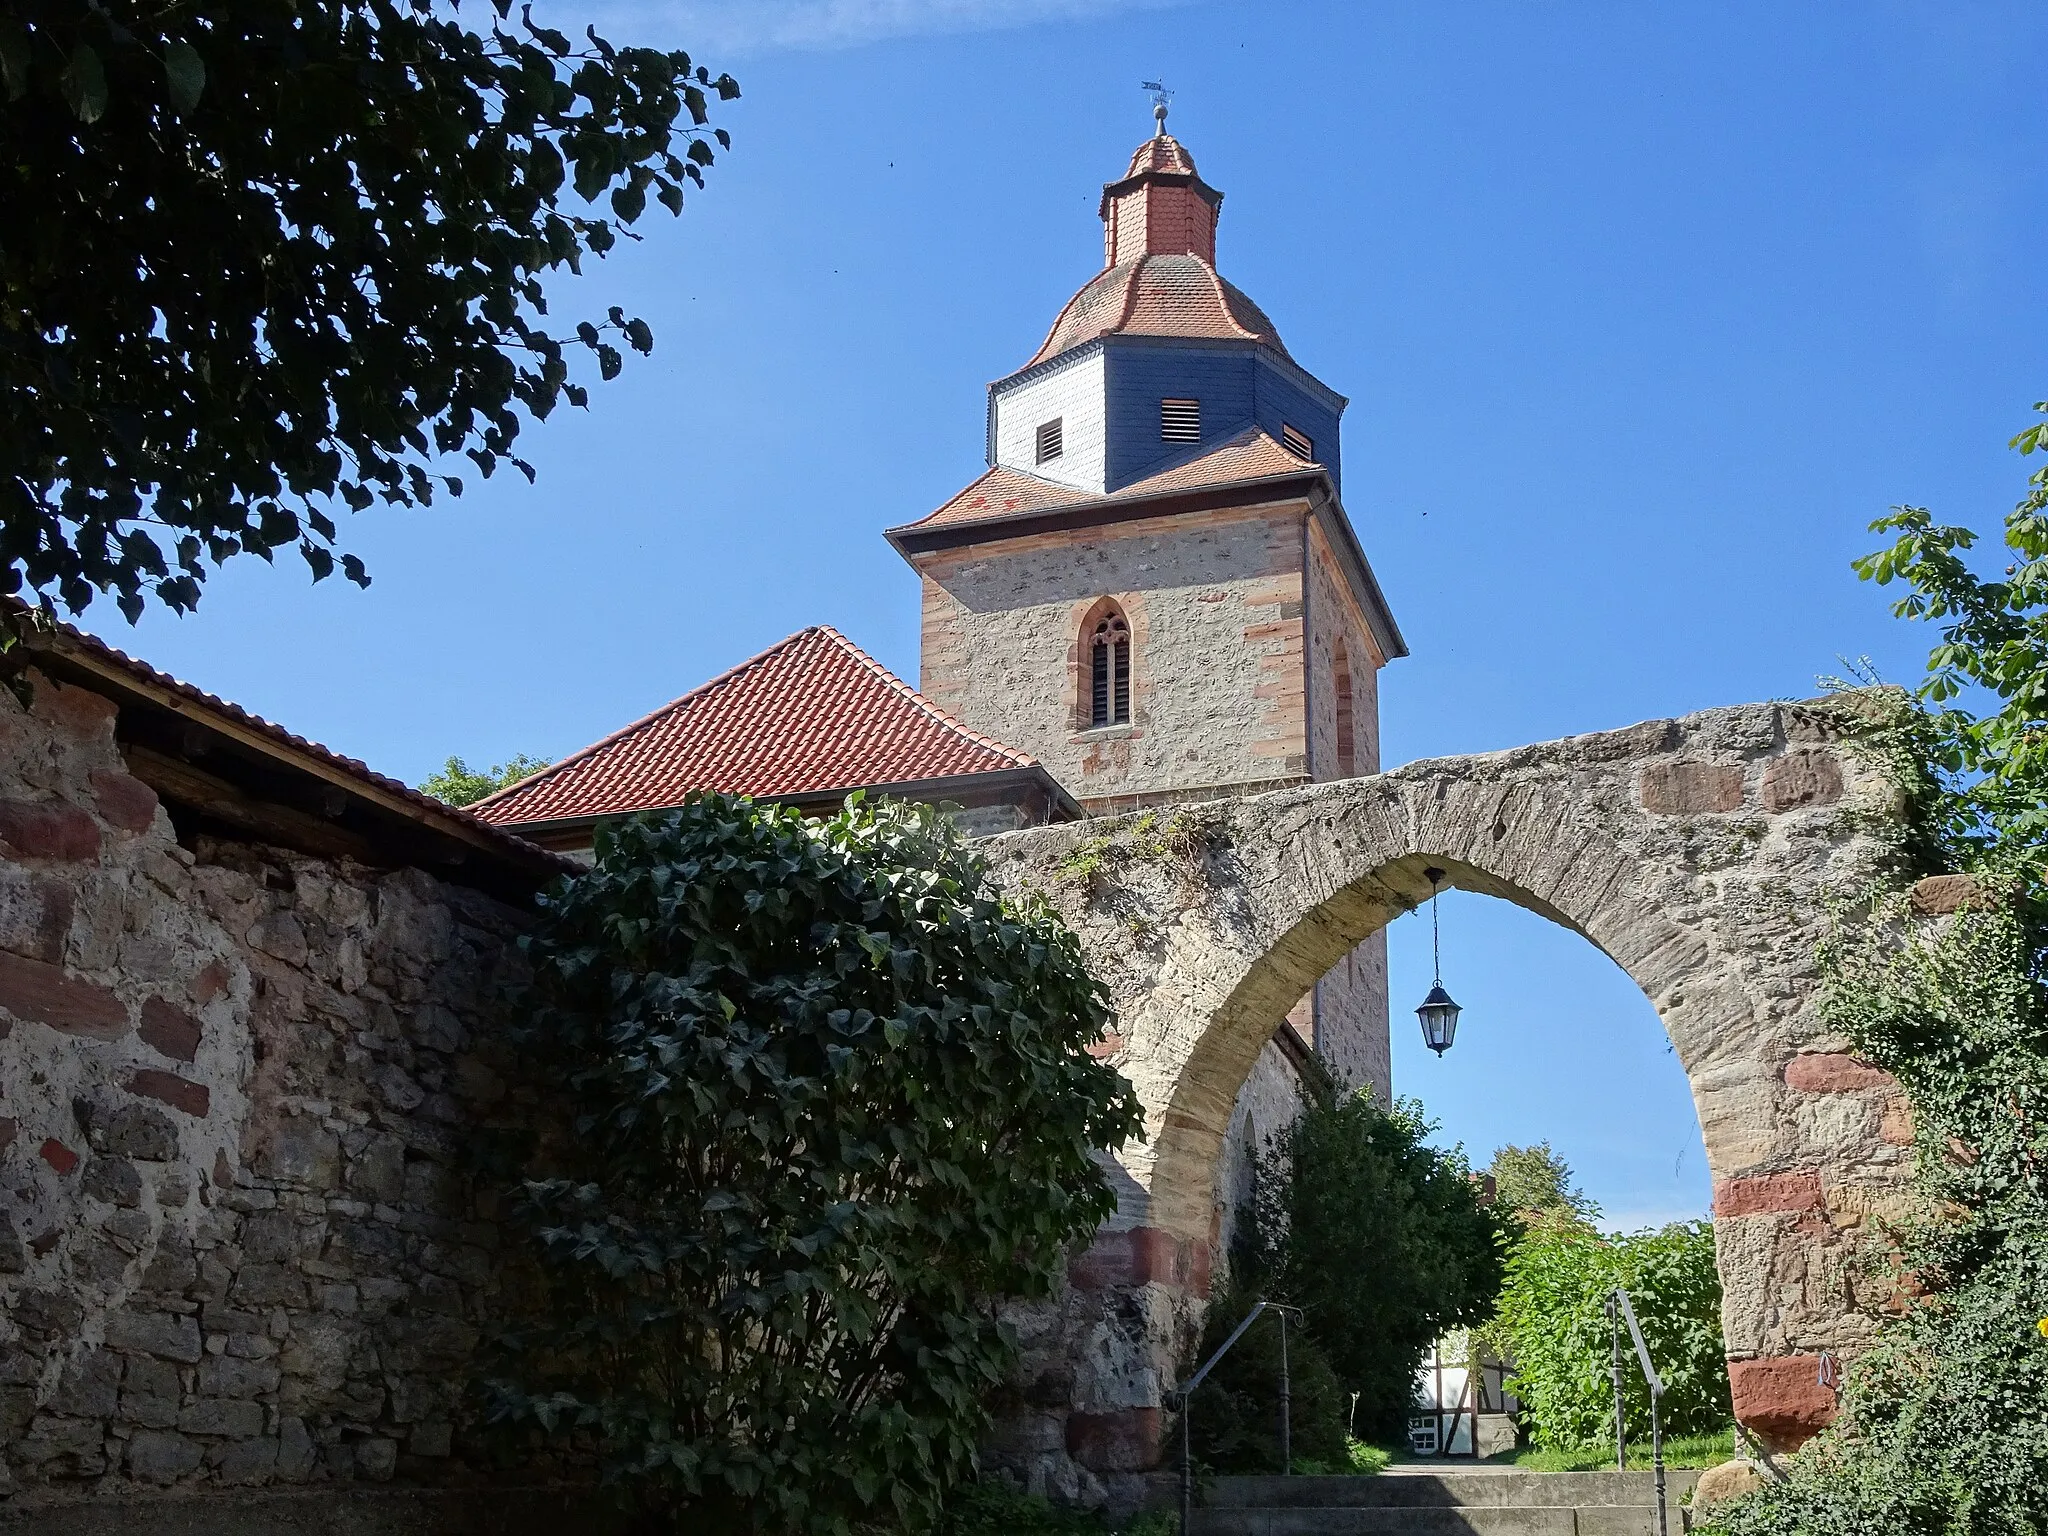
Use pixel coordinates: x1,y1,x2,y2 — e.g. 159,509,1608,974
1141,79,1173,138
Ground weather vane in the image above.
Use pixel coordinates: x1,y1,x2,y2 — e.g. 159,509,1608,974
1140,79,1172,136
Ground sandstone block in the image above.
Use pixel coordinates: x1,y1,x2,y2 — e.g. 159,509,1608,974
0,798,102,861
89,768,160,832
1638,761,1744,815
1911,873,1991,915
138,996,204,1061
1065,1407,1163,1473
127,1428,204,1482
1759,750,1843,813
1784,1052,1896,1094
1728,1355,1838,1448
1713,1171,1823,1217
191,959,231,1003
124,1067,211,1118
0,950,128,1037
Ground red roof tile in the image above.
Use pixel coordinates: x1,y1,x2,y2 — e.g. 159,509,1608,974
899,426,1320,537
1027,254,1286,369
470,627,1045,826
1121,132,1201,179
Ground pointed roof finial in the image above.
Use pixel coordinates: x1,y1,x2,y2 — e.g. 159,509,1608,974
1141,78,1172,138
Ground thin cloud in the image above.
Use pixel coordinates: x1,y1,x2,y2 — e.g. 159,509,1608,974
583,0,1187,56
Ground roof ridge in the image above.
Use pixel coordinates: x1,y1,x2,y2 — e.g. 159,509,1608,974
811,626,1040,769
467,627,824,813
1197,255,1260,343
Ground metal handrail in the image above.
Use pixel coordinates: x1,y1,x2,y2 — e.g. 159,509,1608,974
1166,1299,1303,1536
1606,1287,1669,1536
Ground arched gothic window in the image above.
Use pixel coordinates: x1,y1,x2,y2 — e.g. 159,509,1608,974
1089,609,1132,728
1334,637,1356,778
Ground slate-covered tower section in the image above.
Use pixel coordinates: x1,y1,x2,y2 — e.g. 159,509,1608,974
887,125,1405,1099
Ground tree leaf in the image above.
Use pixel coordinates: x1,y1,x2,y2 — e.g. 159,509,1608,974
61,44,108,124
164,40,205,113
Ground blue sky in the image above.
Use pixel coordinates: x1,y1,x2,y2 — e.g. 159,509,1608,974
100,1,2045,1228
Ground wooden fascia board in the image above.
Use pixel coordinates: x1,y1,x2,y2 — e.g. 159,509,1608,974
40,642,566,876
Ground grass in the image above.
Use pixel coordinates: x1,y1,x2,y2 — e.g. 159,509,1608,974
1498,1430,1735,1472
1290,1439,1394,1476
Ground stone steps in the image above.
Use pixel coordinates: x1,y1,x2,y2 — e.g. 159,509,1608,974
1189,1470,1698,1536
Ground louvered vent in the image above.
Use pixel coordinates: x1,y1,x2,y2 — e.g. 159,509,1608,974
1035,417,1064,464
1280,423,1314,460
1160,398,1201,443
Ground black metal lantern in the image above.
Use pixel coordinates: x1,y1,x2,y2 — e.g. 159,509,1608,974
1415,868,1462,1055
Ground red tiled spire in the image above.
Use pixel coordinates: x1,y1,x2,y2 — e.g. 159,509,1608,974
1099,130,1222,267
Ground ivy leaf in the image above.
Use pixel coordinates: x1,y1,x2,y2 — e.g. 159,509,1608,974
0,21,30,101
164,40,205,113
61,44,107,123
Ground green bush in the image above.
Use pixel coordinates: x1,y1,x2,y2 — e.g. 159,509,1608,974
1247,1094,1508,1441
1186,1288,1346,1474
934,1481,1175,1536
482,794,1141,1535
1486,1219,1728,1451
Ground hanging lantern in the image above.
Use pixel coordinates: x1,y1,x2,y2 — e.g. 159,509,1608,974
1415,867,1462,1056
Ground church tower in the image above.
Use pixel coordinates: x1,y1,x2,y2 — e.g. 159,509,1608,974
887,116,1404,1095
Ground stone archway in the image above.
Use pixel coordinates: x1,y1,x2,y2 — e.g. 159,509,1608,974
987,696,1915,1489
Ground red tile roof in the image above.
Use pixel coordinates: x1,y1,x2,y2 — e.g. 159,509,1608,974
469,626,1047,827
899,426,1321,537
1121,132,1201,179
1027,254,1287,369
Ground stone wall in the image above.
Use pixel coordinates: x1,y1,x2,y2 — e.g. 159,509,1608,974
913,503,1314,808
0,673,546,1517
986,696,1915,1460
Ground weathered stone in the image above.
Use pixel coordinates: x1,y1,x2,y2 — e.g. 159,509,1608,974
1638,760,1745,814
191,959,231,1003
16,1413,108,1475
106,1309,203,1363
1065,1407,1162,1473
139,1237,199,1294
123,1066,211,1117
410,1421,454,1458
1693,1458,1762,1510
126,1428,204,1482
357,1437,399,1481
231,1261,308,1309
1727,1355,1838,1449
89,768,161,832
93,1101,179,1160
347,1133,407,1203
1784,1052,1896,1094
198,1354,281,1398
39,1136,80,1173
248,911,309,966
1759,750,1843,813
1910,873,1991,915
81,1155,144,1207
137,996,204,1061
213,1434,280,1484
256,1118,340,1185
0,797,102,861
277,1416,318,1481
0,869,74,963
178,1397,266,1437
0,950,128,1036
47,1348,121,1417
1713,1172,1824,1217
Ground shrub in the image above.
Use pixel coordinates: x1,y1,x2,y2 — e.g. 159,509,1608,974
482,794,1141,1534
1247,1094,1508,1440
1486,1219,1728,1451
1186,1287,1346,1474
